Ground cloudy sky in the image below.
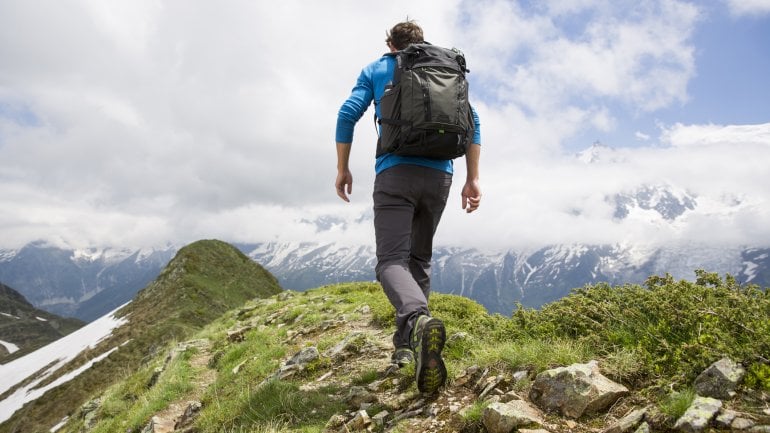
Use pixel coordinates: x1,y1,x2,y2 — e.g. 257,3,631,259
0,0,768,252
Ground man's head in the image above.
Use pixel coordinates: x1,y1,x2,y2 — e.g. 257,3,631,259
386,20,424,51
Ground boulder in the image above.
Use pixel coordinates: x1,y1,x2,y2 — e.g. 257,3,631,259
529,360,629,418
482,400,545,433
693,357,745,399
673,396,722,433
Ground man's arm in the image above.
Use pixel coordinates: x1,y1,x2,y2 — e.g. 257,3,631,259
461,143,481,213
335,142,353,202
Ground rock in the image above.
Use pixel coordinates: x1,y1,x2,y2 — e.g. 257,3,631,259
79,398,101,429
519,430,551,433
141,416,174,433
345,410,371,431
371,410,389,427
345,386,377,409
749,427,770,433
482,401,545,433
227,327,249,343
231,359,247,375
479,375,505,400
324,332,367,361
277,291,294,301
513,370,529,381
715,409,737,428
286,346,319,366
673,396,722,433
454,365,480,387
324,414,347,431
447,331,469,344
264,346,320,382
147,367,163,388
174,401,202,429
694,357,745,399
634,421,651,433
529,360,629,418
602,407,647,433
733,417,757,430
500,391,522,403
449,402,463,413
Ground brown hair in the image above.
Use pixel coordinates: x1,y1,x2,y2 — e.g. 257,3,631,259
385,20,424,50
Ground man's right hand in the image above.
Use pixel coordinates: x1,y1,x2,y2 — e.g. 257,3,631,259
335,142,353,202
335,169,353,202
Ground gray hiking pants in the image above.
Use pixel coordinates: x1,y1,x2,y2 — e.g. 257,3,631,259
373,164,452,349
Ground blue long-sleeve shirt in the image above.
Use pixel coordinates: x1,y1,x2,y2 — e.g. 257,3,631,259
336,54,481,175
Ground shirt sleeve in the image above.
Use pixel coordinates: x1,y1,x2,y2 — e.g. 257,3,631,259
335,67,374,144
471,105,481,145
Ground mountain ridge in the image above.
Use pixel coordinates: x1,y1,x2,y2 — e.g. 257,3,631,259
1,239,768,323
0,239,282,432
0,282,84,363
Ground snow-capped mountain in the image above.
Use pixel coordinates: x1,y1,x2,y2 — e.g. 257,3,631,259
575,141,626,164
2,236,769,322
1,159,767,321
0,242,176,321
610,185,698,221
235,241,768,315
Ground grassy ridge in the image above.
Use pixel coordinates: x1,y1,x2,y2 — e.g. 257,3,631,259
65,273,770,432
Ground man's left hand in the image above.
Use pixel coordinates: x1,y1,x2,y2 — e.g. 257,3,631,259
461,179,481,213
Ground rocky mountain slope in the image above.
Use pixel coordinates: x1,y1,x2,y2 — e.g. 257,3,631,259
0,239,281,432
0,242,176,321
25,272,770,433
0,283,84,363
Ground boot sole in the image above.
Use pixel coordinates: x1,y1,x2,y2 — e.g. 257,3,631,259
416,318,447,394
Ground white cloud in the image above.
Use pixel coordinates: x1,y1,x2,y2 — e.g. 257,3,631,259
726,0,770,17
661,122,770,147
0,0,767,251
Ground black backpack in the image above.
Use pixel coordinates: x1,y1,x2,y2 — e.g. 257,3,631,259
376,42,475,160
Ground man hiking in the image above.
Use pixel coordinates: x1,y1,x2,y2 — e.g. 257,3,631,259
335,20,482,394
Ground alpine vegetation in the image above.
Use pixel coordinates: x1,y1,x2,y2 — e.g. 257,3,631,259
4,258,766,433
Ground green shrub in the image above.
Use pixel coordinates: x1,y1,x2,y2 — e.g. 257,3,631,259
744,362,770,391
511,271,770,385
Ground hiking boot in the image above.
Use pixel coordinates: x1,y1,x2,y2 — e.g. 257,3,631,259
391,347,414,368
411,315,447,394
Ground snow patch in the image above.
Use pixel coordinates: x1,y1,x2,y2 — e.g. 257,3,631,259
743,261,758,282
0,303,129,423
1,312,20,320
36,316,48,322
72,247,133,264
0,249,17,262
50,416,69,432
0,340,19,355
